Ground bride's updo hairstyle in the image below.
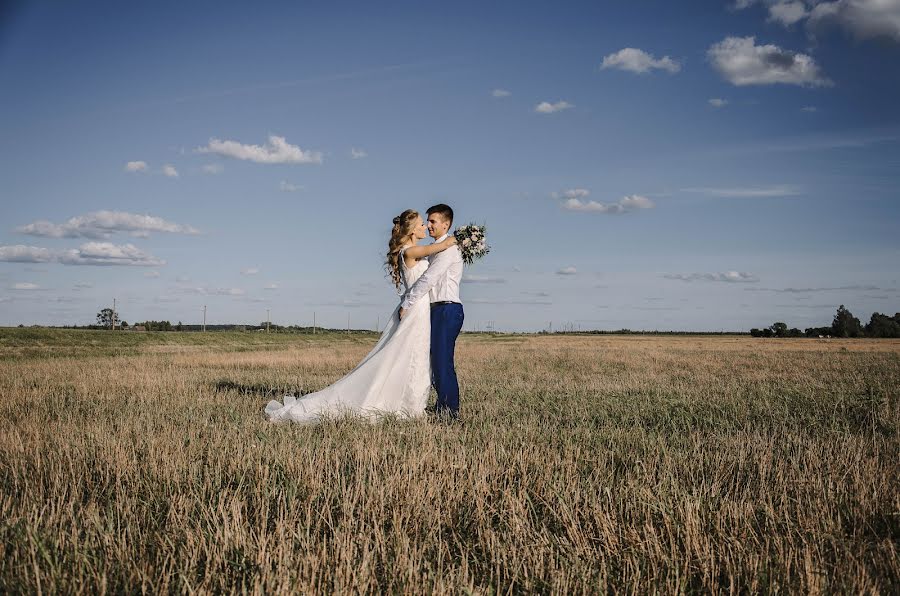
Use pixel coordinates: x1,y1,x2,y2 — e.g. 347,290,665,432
386,209,419,291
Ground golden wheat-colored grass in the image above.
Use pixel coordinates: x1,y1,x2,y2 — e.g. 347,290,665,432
0,330,898,593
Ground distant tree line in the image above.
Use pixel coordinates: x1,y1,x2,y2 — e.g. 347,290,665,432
751,305,900,338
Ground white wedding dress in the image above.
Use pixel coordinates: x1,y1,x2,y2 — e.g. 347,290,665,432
264,248,431,424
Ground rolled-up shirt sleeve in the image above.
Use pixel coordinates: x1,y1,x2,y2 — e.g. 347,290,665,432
401,251,452,309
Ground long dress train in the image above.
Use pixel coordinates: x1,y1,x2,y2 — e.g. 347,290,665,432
264,249,431,423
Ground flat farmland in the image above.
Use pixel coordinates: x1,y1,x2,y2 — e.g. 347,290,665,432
1,329,897,593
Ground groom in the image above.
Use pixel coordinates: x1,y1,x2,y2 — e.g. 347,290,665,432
399,203,464,420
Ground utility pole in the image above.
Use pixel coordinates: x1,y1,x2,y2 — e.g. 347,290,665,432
202,305,207,332
111,298,116,331
266,309,270,333
376,316,379,333
313,311,316,335
347,313,350,334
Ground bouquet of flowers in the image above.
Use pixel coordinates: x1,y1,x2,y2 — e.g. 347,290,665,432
453,223,490,265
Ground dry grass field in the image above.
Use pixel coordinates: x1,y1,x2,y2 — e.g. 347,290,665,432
1,329,898,593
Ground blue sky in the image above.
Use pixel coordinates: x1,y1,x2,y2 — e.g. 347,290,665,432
1,0,898,331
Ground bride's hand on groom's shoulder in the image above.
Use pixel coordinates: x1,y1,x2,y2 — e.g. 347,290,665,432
443,235,458,246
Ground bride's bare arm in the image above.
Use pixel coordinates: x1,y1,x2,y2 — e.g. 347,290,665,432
403,235,457,260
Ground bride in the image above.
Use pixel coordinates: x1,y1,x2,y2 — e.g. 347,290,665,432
264,209,457,423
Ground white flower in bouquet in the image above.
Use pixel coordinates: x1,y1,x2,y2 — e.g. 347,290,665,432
453,223,490,265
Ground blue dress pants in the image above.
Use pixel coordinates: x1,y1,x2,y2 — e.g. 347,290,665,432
430,302,464,414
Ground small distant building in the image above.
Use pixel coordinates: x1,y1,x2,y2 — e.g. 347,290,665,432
132,325,146,332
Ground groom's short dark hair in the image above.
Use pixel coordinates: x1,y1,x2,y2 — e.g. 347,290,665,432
426,203,453,226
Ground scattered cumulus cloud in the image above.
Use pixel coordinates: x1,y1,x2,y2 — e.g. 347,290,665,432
125,161,148,173
144,270,160,278
16,210,200,239
201,163,224,174
240,268,259,276
12,282,41,290
801,105,818,112
709,98,729,108
556,266,578,275
264,283,279,290
196,134,323,164
162,164,179,178
808,0,900,41
279,180,303,192
600,47,681,74
462,274,507,284
559,190,655,214
737,0,900,42
491,88,511,97
707,36,832,87
682,185,802,198
74,282,92,289
535,100,574,114
769,1,809,25
665,271,760,283
551,188,590,200
0,243,165,267
350,147,368,159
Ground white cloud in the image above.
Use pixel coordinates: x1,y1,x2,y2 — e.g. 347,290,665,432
600,48,681,74
709,98,729,108
665,271,759,283
683,185,802,198
0,243,163,267
125,161,148,173
74,282,92,289
561,194,655,214
162,164,179,178
707,36,832,87
551,188,590,200
0,245,56,263
491,88,511,97
279,180,303,192
350,147,368,159
201,163,224,174
809,0,900,41
17,210,200,239
196,134,323,164
176,275,191,283
264,283,279,290
769,1,809,25
12,282,40,290
144,270,160,278
556,266,578,275
535,100,574,114
801,105,818,112
739,0,900,41
240,268,259,276
59,242,165,267
462,274,507,284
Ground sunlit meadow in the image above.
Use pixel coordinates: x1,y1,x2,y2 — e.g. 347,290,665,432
0,329,897,593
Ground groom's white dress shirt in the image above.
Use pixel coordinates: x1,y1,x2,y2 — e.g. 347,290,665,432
401,233,463,309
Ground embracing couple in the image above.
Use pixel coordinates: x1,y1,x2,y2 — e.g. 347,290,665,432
265,203,464,424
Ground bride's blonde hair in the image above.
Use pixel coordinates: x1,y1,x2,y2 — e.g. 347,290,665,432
386,209,419,291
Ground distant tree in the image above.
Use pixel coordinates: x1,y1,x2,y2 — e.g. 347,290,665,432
761,327,774,338
176,321,183,331
786,327,803,338
96,308,119,329
831,305,862,338
865,312,900,338
771,322,788,337
750,328,763,337
120,320,129,329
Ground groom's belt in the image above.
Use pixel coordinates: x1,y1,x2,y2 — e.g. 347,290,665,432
430,300,459,308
